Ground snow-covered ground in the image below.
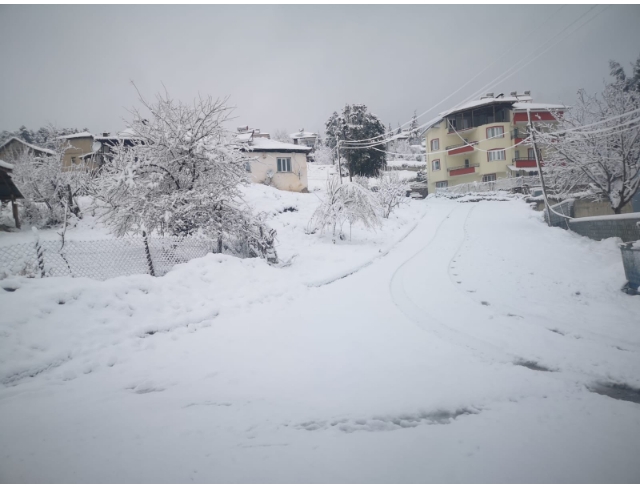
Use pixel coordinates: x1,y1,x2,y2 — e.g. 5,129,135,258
1,193,640,483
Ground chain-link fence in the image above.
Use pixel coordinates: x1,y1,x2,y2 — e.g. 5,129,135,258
0,234,217,280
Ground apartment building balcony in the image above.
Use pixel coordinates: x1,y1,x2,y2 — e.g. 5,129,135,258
510,129,531,145
512,157,541,168
448,163,480,177
446,141,477,156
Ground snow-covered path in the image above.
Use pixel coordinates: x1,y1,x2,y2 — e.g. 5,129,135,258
1,198,639,483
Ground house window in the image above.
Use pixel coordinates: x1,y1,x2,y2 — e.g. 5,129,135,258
277,157,292,172
528,148,536,160
432,159,441,171
486,126,504,139
436,181,448,189
245,161,252,172
71,156,77,164
482,174,497,182
430,139,439,151
487,149,506,161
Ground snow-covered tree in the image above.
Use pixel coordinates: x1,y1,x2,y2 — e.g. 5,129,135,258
272,129,293,144
535,80,640,214
309,176,381,238
408,110,421,145
609,54,640,93
312,139,334,165
324,104,386,179
11,133,86,227
90,88,278,262
376,172,410,218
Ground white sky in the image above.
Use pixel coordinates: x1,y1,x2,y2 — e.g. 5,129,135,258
1,4,639,136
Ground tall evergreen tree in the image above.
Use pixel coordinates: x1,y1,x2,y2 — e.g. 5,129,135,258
324,105,386,178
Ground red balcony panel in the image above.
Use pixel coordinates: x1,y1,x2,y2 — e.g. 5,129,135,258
514,137,530,145
450,166,475,176
515,159,539,168
513,111,561,123
448,144,474,156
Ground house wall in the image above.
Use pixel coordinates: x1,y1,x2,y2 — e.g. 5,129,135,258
61,136,94,171
425,108,552,193
248,151,308,192
0,139,48,162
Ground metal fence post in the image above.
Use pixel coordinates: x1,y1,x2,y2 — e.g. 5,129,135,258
142,231,156,277
33,230,46,278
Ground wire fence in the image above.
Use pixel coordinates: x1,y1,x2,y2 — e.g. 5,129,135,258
0,234,217,281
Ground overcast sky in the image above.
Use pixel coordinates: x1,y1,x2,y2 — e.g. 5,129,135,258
1,4,639,137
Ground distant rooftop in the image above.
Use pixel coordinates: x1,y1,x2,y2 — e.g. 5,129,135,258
0,137,56,155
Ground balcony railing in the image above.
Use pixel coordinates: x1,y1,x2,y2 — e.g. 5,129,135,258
446,141,477,155
512,157,540,168
511,129,530,140
448,163,480,177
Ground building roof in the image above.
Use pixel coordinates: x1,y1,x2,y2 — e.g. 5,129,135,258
512,102,566,111
0,161,24,201
439,95,533,118
0,137,56,156
56,131,93,140
290,130,318,139
0,159,14,170
248,137,312,153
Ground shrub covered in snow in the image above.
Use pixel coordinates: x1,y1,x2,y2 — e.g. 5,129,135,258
308,176,381,238
377,172,410,218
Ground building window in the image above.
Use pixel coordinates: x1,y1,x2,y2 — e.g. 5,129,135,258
432,159,441,171
436,181,448,189
430,139,439,151
71,156,77,164
245,161,252,172
277,157,292,172
528,148,536,160
487,149,506,161
486,126,504,139
482,174,497,182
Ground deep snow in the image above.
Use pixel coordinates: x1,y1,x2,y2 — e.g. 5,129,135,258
1,192,640,483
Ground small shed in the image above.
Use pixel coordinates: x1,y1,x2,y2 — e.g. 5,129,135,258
0,160,24,228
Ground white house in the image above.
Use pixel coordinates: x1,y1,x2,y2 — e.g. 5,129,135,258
289,129,318,148
237,129,311,193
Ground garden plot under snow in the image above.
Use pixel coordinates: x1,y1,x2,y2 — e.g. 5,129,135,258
1,192,640,483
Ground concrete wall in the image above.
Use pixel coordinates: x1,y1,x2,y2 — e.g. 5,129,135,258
573,199,633,218
567,214,640,242
248,151,308,192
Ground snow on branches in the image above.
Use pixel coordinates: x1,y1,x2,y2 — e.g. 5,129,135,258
534,82,640,213
376,172,410,218
90,88,278,262
309,176,381,239
11,133,86,228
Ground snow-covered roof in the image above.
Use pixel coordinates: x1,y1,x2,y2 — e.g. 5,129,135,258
290,130,318,139
0,137,56,155
94,131,142,141
248,138,312,152
56,131,93,140
512,102,566,111
236,132,254,143
439,96,533,118
0,159,14,170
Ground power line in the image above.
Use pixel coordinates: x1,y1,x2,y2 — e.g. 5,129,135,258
341,5,605,148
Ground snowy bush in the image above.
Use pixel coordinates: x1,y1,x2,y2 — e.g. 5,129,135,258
89,88,278,262
377,172,410,218
308,176,381,238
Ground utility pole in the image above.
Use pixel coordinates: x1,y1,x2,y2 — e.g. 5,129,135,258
336,140,343,184
528,109,551,226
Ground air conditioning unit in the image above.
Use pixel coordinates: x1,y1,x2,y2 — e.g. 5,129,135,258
524,90,531,96
510,91,517,96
